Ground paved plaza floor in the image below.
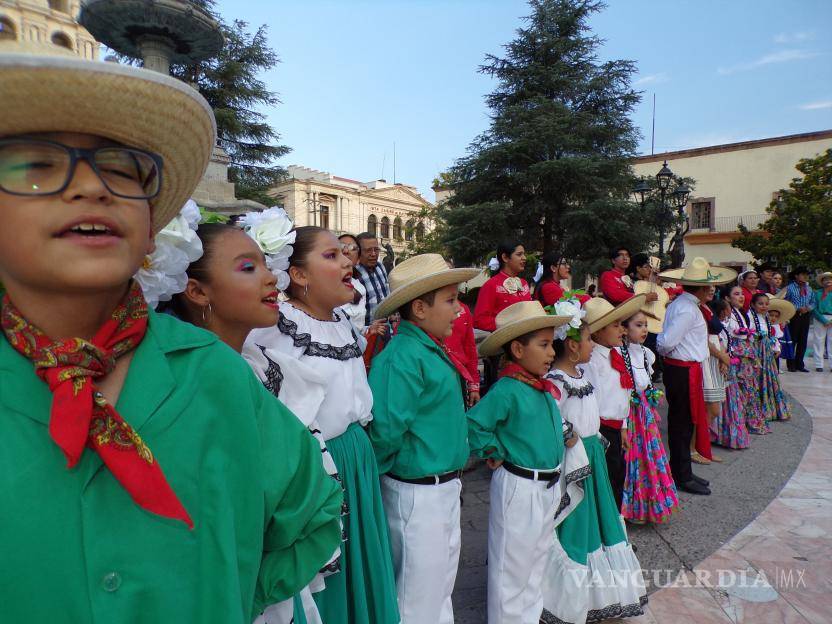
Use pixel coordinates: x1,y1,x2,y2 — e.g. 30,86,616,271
452,369,828,623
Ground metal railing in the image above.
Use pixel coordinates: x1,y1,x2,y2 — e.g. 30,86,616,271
691,214,767,233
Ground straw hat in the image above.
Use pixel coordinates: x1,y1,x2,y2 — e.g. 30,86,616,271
0,40,216,235
584,294,647,334
817,271,832,287
658,257,737,286
478,301,572,357
766,294,796,324
374,254,480,320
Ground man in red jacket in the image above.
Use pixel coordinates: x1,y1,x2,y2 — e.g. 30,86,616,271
600,247,635,304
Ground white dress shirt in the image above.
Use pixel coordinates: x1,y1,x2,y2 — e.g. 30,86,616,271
657,291,709,363
584,343,630,425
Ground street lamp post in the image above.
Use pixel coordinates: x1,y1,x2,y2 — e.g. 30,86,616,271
632,160,691,267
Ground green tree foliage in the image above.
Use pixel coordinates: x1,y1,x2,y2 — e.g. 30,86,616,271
444,0,656,268
733,149,832,270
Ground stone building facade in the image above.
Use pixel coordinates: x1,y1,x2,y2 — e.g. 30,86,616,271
0,0,98,58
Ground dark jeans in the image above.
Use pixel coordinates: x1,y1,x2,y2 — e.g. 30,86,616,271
787,311,811,371
663,362,694,484
600,424,625,510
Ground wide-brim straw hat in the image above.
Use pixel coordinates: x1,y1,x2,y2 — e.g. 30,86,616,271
0,41,216,235
766,294,796,324
817,271,832,287
479,301,573,357
658,257,737,286
374,253,480,320
584,294,647,335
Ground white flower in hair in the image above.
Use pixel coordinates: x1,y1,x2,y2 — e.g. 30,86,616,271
552,299,585,341
488,256,500,271
134,199,204,309
239,207,296,291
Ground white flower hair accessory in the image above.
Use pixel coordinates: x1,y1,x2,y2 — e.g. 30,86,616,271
134,199,203,309
533,262,544,284
547,294,586,342
488,256,500,272
238,207,296,291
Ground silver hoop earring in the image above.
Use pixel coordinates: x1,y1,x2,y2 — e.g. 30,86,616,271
202,302,213,325
304,283,309,298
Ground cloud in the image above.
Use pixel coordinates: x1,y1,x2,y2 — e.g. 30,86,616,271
773,31,814,44
799,100,832,110
633,72,669,88
717,49,820,75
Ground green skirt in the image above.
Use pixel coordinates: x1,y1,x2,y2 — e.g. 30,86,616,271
313,423,400,624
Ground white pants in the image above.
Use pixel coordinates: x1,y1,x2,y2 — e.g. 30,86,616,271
254,587,322,624
811,316,832,370
380,475,462,624
487,467,559,624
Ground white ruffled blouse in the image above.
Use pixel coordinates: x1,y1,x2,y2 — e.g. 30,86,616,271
625,343,655,392
545,367,600,439
243,302,372,441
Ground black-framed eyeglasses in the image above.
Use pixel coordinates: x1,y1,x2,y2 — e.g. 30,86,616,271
0,138,163,200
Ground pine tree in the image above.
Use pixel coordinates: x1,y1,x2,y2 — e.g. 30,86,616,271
733,149,832,270
446,0,654,267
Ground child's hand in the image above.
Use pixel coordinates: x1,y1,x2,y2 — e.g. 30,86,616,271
565,437,578,448
467,391,481,407
486,458,504,470
620,429,631,452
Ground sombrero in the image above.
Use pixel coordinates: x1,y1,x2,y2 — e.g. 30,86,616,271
584,294,647,334
766,294,796,324
478,301,572,357
658,257,737,286
374,254,480,320
817,271,832,287
0,40,216,235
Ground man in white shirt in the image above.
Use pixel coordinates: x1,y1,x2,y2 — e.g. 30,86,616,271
657,286,713,495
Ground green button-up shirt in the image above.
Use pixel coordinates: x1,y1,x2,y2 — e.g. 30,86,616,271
813,288,832,323
467,376,565,470
367,320,469,478
0,310,342,623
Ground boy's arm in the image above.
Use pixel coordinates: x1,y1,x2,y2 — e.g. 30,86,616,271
367,358,422,474
466,386,507,460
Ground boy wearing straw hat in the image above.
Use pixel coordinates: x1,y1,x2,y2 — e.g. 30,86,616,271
0,41,341,622
657,258,737,495
467,301,573,623
366,253,480,624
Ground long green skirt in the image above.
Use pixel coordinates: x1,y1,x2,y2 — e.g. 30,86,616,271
313,423,400,624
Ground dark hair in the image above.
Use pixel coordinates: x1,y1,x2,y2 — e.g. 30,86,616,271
586,284,596,297
287,226,329,299
553,323,588,360
356,231,378,249
162,223,238,323
496,240,523,269
720,284,741,299
534,251,565,302
500,329,536,362
710,297,730,317
750,292,768,307
399,288,438,321
628,253,649,279
339,233,362,285
622,310,646,327
609,246,630,262
339,232,359,247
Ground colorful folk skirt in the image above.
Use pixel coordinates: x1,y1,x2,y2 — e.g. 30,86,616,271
621,394,679,524
734,340,770,435
313,423,400,624
758,338,792,422
541,435,647,624
710,363,750,449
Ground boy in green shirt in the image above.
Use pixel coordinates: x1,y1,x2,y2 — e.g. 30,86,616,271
468,301,573,624
367,253,479,624
0,41,341,623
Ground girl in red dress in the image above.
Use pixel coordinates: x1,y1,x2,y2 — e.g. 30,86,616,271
474,241,531,331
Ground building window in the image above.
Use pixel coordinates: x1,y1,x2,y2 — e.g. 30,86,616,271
405,219,415,242
367,214,377,237
29,26,40,42
393,217,403,241
690,199,714,230
320,205,329,230
48,0,70,13
0,17,16,41
415,222,425,242
51,32,73,50
380,216,390,239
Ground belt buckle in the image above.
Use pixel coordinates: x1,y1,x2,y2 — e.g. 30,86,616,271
433,474,440,485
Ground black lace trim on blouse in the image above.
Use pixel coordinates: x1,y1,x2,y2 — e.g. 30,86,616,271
550,373,595,398
277,313,363,360
256,345,284,395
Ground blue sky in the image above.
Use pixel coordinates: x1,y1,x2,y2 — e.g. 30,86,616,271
214,0,832,201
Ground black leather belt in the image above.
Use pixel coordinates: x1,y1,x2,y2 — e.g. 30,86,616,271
503,462,561,489
387,470,462,485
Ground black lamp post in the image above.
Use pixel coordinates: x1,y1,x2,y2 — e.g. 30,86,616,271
632,160,691,266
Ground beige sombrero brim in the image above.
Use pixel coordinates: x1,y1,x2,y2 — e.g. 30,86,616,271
657,266,737,286
766,296,796,324
817,272,832,287
374,267,481,320
0,50,216,235
479,315,573,358
587,294,647,334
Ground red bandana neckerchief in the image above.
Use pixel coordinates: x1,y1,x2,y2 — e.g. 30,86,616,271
609,348,635,390
422,329,477,385
1,282,193,528
498,362,561,401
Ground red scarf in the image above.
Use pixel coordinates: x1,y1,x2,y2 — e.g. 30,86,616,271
610,348,635,390
498,362,561,400
1,283,193,528
422,329,478,385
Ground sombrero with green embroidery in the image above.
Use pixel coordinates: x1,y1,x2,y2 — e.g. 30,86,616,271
658,257,737,286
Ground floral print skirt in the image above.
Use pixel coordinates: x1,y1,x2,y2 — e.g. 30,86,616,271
758,339,791,422
734,340,770,435
710,363,750,449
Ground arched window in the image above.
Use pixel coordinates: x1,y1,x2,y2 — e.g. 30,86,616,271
405,219,415,242
51,32,73,50
415,222,425,242
29,26,40,42
367,214,377,237
393,217,403,241
319,205,329,230
380,216,390,239
0,17,16,41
